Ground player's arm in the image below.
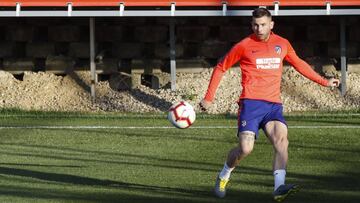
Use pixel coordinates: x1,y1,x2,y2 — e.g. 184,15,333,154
200,43,244,111
284,41,340,87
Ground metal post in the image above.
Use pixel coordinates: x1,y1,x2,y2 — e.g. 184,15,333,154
274,1,279,16
16,3,21,17
340,17,347,96
222,3,227,16
119,3,124,16
169,8,176,91
326,2,331,15
67,3,72,17
90,17,96,101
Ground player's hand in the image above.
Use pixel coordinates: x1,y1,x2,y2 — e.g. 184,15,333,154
199,99,211,112
328,78,340,88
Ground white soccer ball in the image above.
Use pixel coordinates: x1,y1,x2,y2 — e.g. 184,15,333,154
168,101,196,129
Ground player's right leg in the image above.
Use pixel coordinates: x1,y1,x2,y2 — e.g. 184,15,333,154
214,99,264,198
214,131,255,198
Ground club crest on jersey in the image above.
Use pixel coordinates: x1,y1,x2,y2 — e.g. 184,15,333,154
275,45,282,55
241,120,247,127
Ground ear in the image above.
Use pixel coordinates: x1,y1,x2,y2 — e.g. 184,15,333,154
270,21,274,29
250,18,255,26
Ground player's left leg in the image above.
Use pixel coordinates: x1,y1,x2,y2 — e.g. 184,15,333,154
264,121,299,202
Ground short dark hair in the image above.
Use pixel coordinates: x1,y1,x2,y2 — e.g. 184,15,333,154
252,7,272,18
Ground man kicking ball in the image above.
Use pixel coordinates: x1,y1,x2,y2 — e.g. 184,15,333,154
200,7,340,202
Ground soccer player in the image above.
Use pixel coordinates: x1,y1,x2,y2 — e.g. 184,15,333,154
199,7,340,202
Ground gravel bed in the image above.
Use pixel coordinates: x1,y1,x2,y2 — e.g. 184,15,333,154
0,66,359,114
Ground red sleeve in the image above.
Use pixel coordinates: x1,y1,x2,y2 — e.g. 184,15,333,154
284,41,329,87
204,42,244,102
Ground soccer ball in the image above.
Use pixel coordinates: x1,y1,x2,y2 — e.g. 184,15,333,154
168,101,196,129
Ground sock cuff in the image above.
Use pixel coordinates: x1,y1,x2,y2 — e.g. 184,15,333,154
273,169,286,176
224,162,235,171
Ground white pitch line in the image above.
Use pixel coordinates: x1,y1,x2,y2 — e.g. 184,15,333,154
0,113,359,118
289,126,360,129
0,125,359,129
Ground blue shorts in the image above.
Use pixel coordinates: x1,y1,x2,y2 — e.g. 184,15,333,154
237,99,287,139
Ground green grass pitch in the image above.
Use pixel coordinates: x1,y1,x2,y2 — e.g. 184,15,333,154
0,110,359,203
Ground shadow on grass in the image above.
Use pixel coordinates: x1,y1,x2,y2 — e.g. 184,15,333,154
60,128,236,144
0,130,359,202
0,163,82,168
0,166,208,198
288,172,360,203
1,183,358,203
0,166,272,203
0,183,280,203
216,170,360,203
0,141,234,173
292,142,360,154
0,149,272,177
0,185,207,203
0,166,359,203
255,134,360,154
286,117,360,125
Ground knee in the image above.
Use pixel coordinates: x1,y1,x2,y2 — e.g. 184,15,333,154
238,131,255,156
273,135,289,151
231,145,253,162
240,144,254,156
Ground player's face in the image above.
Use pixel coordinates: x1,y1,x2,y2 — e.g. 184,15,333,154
251,16,274,41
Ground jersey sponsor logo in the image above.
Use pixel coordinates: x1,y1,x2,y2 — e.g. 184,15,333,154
256,58,281,69
275,45,282,54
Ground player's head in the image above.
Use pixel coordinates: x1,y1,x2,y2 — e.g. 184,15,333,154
251,8,274,41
